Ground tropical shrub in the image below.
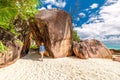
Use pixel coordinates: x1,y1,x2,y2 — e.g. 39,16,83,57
73,30,80,42
0,41,8,53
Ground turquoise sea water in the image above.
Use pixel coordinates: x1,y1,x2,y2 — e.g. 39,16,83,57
105,44,120,50
103,41,120,50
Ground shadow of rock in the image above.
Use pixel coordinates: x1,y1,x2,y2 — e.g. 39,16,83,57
21,49,53,61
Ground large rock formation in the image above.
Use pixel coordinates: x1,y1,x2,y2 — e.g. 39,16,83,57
73,39,112,59
29,9,73,58
110,49,120,62
110,49,120,55
14,16,31,57
0,28,22,68
113,56,120,62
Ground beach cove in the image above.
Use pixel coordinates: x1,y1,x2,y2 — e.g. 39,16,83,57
0,51,120,80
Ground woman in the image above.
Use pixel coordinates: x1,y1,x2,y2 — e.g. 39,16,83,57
39,43,45,61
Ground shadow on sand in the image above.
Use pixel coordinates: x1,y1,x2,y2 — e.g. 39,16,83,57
21,49,54,61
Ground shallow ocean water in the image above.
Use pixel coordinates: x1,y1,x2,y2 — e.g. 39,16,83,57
103,41,120,50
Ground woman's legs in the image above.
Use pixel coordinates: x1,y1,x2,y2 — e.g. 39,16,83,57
40,52,44,61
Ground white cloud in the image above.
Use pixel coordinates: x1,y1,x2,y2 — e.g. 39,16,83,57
44,0,55,3
47,5,52,9
55,0,66,8
72,23,77,27
75,0,120,42
38,7,46,10
76,17,80,21
43,0,66,8
79,12,86,18
84,3,98,11
90,3,99,9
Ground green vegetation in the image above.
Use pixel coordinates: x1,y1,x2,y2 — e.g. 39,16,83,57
32,37,35,40
15,39,23,46
0,0,40,52
30,38,38,49
0,0,40,34
30,44,38,49
73,30,80,42
0,41,8,53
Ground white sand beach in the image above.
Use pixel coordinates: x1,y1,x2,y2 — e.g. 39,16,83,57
0,51,120,80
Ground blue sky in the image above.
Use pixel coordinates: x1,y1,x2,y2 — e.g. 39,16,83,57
39,0,120,43
39,0,106,27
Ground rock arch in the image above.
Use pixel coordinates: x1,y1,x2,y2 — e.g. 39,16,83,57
28,9,73,58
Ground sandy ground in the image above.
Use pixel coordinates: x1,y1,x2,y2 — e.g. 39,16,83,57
0,51,120,80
